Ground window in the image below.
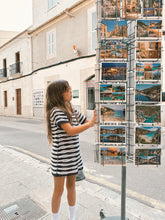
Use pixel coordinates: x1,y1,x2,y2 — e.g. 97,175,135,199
48,0,56,10
87,87,95,110
86,76,96,110
88,7,97,53
47,30,56,57
4,91,7,107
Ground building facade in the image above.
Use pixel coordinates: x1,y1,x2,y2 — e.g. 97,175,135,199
0,30,33,116
0,0,96,118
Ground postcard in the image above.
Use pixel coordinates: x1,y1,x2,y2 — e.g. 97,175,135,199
101,63,127,81
100,126,126,144
100,104,126,123
136,41,161,59
143,0,162,17
100,147,126,165
135,84,161,102
135,148,161,165
137,20,162,38
135,126,161,144
101,20,127,39
123,0,141,19
101,40,127,59
136,105,161,124
100,84,126,102
136,63,161,80
102,0,121,18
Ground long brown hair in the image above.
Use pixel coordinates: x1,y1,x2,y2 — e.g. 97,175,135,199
45,80,77,145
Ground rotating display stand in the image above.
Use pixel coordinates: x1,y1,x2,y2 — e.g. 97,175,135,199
95,1,163,219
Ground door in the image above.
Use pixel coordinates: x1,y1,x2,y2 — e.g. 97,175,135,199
16,89,21,115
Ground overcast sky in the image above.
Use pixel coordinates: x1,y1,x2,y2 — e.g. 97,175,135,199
0,0,32,32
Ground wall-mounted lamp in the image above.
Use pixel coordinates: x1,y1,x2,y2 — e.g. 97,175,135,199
73,45,79,56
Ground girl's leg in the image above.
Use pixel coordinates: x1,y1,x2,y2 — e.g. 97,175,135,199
66,175,77,220
66,174,77,205
52,176,65,214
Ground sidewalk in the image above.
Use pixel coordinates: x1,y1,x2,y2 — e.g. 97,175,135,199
0,145,165,220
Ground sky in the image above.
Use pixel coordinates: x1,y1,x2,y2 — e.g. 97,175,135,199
0,0,32,32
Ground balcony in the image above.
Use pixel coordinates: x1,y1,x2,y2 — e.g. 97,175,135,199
9,62,23,77
0,68,7,81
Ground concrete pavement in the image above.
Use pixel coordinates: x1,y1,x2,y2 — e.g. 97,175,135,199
0,144,165,220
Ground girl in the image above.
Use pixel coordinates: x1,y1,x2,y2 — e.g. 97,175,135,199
45,80,97,220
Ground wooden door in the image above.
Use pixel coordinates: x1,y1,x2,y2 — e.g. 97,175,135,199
16,89,21,115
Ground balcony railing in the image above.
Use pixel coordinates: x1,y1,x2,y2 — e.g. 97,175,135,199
0,68,7,78
9,62,22,76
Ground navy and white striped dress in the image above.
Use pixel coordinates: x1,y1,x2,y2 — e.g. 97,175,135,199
50,107,86,177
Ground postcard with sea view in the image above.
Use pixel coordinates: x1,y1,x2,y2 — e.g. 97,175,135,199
100,147,126,165
136,41,161,59
143,0,162,17
101,63,127,81
135,148,161,165
100,126,125,144
100,104,126,123
100,84,126,102
100,40,127,59
137,20,162,38
101,20,127,39
135,126,161,145
122,0,141,19
136,105,161,124
102,0,121,18
136,63,161,80
135,84,161,102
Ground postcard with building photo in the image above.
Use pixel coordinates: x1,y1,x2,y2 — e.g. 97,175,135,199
136,63,161,81
122,0,141,19
101,63,127,81
100,147,126,165
101,0,121,18
135,126,161,145
135,84,161,102
135,148,161,165
100,104,126,123
100,40,127,60
101,20,127,39
137,20,162,38
100,84,126,102
100,126,125,144
143,0,162,17
136,105,161,124
136,41,161,60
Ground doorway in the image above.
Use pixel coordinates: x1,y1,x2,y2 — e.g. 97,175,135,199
16,89,21,115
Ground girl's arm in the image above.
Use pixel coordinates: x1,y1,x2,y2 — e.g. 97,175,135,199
61,109,97,136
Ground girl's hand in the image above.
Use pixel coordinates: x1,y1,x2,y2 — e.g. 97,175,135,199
89,108,97,127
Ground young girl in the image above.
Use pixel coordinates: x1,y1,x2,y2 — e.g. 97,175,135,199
45,80,97,220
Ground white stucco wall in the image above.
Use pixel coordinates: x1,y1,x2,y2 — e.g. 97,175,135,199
32,0,87,29
32,56,96,117
0,76,33,116
0,32,32,77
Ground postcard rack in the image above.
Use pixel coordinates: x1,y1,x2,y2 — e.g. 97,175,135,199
95,1,163,220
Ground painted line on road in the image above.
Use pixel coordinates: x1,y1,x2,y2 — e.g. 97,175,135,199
5,145,165,212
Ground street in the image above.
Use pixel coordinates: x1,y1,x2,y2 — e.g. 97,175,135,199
0,116,165,210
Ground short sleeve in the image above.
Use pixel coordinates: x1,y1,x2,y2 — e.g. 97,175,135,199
50,108,69,127
75,109,86,124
